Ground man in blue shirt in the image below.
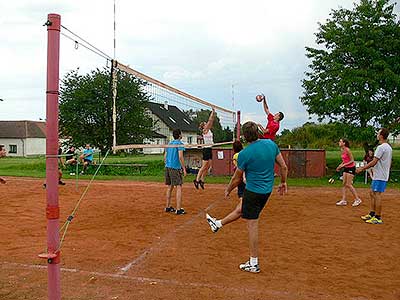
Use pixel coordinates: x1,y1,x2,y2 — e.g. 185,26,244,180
223,121,287,273
80,144,94,175
164,129,187,215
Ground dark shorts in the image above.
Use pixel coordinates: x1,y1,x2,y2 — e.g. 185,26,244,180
241,189,271,220
165,167,183,186
202,148,212,161
237,182,246,198
343,166,356,175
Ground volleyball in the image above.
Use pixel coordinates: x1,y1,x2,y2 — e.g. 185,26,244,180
256,94,265,102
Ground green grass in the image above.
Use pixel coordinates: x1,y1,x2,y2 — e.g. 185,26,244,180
1,149,399,188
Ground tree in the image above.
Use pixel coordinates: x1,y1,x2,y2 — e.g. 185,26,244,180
59,68,153,153
301,0,400,132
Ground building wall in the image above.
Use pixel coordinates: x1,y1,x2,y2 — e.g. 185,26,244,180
26,138,46,156
0,138,24,156
0,138,46,156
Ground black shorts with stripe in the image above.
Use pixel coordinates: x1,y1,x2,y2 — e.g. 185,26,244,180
241,189,271,219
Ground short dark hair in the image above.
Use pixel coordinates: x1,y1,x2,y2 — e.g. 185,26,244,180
232,140,243,153
0,145,4,151
173,129,182,139
242,121,259,143
379,128,389,139
278,112,284,121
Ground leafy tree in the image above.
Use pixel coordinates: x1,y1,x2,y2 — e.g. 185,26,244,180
59,68,153,153
301,0,400,133
184,109,233,142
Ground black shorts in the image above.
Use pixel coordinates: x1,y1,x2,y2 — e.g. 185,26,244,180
241,189,271,220
202,148,212,161
343,166,356,175
84,159,92,164
237,182,246,198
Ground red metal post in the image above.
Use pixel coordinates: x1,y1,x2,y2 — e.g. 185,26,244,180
236,110,241,140
46,13,61,300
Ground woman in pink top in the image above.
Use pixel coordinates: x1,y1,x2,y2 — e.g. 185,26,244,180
335,138,362,206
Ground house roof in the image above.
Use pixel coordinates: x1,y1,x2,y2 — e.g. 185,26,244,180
146,102,198,132
0,121,46,138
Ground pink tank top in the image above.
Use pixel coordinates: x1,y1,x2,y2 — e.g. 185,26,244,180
341,148,355,168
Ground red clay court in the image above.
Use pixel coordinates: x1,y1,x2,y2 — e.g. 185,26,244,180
0,178,399,300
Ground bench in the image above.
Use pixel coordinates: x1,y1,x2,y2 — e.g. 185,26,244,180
100,163,148,174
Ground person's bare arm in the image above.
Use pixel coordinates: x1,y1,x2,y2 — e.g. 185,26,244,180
178,150,187,176
224,168,244,198
356,157,379,173
204,107,216,131
275,153,288,195
263,97,270,115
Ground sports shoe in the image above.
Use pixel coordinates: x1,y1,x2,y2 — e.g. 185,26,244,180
199,180,205,190
193,180,199,189
239,261,260,273
176,208,186,215
336,199,347,206
58,181,66,185
365,217,383,224
206,213,219,233
80,171,84,175
352,199,362,207
69,172,76,176
361,214,373,221
165,206,175,213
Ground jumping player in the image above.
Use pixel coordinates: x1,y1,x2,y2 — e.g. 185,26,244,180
194,107,215,190
335,138,362,207
206,140,245,232
257,94,284,140
356,128,392,224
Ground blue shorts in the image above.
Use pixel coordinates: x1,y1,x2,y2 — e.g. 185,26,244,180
371,180,387,193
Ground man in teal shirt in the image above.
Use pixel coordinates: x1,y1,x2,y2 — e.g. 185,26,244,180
224,121,288,273
164,129,187,215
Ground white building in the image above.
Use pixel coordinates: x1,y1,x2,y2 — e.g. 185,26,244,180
144,102,198,154
0,121,46,157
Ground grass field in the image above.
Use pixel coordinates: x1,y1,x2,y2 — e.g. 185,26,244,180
0,149,399,187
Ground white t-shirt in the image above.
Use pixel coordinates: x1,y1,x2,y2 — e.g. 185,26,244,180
373,142,392,181
203,130,214,147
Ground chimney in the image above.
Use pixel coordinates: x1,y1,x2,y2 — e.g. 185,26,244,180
164,101,168,110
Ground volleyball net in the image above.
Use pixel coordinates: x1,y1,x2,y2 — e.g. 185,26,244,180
111,61,238,152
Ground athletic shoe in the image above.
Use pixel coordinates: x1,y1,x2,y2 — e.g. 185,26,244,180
176,208,186,215
69,172,76,176
352,199,362,207
206,213,219,233
199,180,205,190
361,214,373,221
365,217,383,224
58,181,66,185
239,261,260,273
193,180,199,189
336,199,347,206
43,183,46,189
80,171,84,175
165,206,176,213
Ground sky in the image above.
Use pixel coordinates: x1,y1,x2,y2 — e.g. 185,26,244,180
1,0,399,131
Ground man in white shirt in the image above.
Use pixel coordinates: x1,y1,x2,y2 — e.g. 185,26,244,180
356,128,392,224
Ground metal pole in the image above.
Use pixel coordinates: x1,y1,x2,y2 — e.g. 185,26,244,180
112,60,118,153
45,13,61,300
236,110,241,140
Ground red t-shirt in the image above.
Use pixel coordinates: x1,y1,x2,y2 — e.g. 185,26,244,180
262,113,280,140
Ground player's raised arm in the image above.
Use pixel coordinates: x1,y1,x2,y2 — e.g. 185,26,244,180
204,107,215,131
262,96,270,116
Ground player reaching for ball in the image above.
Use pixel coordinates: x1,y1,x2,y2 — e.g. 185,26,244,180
256,94,284,141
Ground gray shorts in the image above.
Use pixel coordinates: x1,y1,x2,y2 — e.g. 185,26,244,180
165,167,183,186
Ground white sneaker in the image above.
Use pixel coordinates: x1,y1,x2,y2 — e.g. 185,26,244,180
352,199,362,207
206,213,219,233
239,261,260,273
69,172,76,176
336,199,347,206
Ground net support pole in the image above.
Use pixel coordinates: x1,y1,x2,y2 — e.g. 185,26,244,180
111,60,118,154
236,110,241,140
45,13,61,300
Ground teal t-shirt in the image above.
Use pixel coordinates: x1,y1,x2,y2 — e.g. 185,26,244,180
83,148,94,162
237,139,280,194
165,140,185,169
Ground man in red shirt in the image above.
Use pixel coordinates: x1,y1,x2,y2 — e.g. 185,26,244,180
257,95,284,140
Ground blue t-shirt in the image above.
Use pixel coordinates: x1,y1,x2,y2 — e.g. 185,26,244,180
237,139,280,194
83,148,94,162
165,140,185,169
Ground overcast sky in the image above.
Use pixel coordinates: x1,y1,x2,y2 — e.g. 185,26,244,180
1,0,399,131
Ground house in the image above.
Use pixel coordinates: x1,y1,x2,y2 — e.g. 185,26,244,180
0,121,46,156
144,102,198,154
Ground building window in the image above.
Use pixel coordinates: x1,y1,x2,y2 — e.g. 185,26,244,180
187,136,193,144
9,145,17,154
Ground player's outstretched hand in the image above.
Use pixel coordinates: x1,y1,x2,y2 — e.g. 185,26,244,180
277,182,287,195
355,167,363,174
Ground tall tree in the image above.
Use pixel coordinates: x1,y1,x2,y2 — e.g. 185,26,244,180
59,68,153,153
301,0,400,133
